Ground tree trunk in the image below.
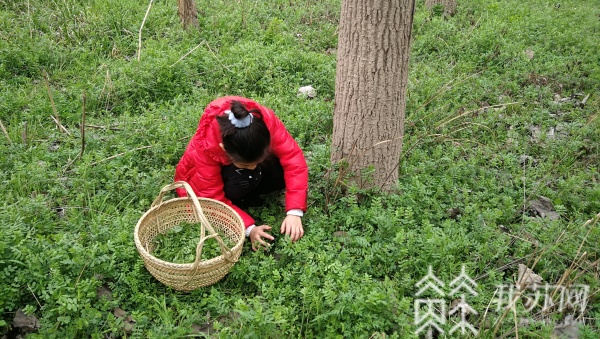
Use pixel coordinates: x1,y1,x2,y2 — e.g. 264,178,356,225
178,0,198,29
425,0,457,16
331,0,415,191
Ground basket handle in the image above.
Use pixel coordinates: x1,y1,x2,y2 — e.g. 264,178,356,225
152,182,236,265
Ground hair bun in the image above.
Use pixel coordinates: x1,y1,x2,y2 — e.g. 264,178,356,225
230,101,250,119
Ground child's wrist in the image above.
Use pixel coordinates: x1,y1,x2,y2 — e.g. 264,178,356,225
286,209,304,217
245,225,256,237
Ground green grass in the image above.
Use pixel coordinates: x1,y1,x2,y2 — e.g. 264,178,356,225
1,0,599,337
152,222,236,264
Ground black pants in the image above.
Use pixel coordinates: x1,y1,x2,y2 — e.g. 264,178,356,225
221,156,285,206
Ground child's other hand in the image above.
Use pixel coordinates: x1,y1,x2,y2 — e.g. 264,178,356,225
281,215,304,242
249,225,274,251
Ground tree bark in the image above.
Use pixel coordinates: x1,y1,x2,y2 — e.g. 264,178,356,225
425,0,457,16
178,0,198,29
331,0,415,191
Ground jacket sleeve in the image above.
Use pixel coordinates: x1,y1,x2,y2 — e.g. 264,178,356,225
268,115,308,212
174,147,256,228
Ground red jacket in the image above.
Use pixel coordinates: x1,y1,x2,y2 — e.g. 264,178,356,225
174,96,308,228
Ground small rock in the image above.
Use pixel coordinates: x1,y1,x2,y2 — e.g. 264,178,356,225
552,315,579,339
297,85,316,98
528,196,560,220
555,123,569,138
13,309,40,332
529,125,542,142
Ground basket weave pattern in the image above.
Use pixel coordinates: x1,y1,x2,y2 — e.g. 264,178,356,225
134,182,245,291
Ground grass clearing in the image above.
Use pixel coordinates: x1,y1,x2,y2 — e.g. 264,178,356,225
1,0,599,337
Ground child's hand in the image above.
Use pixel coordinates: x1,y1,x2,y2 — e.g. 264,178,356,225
249,225,275,251
281,215,304,242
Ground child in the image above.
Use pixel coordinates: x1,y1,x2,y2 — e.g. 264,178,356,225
175,96,308,251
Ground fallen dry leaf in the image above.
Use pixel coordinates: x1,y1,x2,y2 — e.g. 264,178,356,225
524,49,535,60
446,208,461,219
333,231,350,239
113,308,136,333
97,284,113,301
113,308,127,319
517,264,543,290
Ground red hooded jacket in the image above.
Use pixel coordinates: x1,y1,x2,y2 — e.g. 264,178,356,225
174,96,308,228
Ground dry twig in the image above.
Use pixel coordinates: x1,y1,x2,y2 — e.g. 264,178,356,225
22,121,28,144
0,119,12,145
80,91,86,157
42,70,71,136
138,0,154,62
99,67,113,112
86,124,122,131
204,41,232,72
407,71,482,124
64,91,87,171
170,41,205,67
436,102,520,129
27,284,42,309
74,262,88,288
90,145,152,166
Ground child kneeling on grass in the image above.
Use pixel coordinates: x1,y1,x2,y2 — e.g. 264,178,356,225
174,96,308,251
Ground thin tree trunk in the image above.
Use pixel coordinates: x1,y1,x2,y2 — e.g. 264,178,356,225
178,0,198,29
331,0,415,191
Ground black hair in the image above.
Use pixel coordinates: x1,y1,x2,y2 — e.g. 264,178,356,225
216,100,271,163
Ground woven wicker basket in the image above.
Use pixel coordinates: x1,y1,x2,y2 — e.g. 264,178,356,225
134,182,245,291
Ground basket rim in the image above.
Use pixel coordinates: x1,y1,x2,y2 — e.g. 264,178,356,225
134,196,245,269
